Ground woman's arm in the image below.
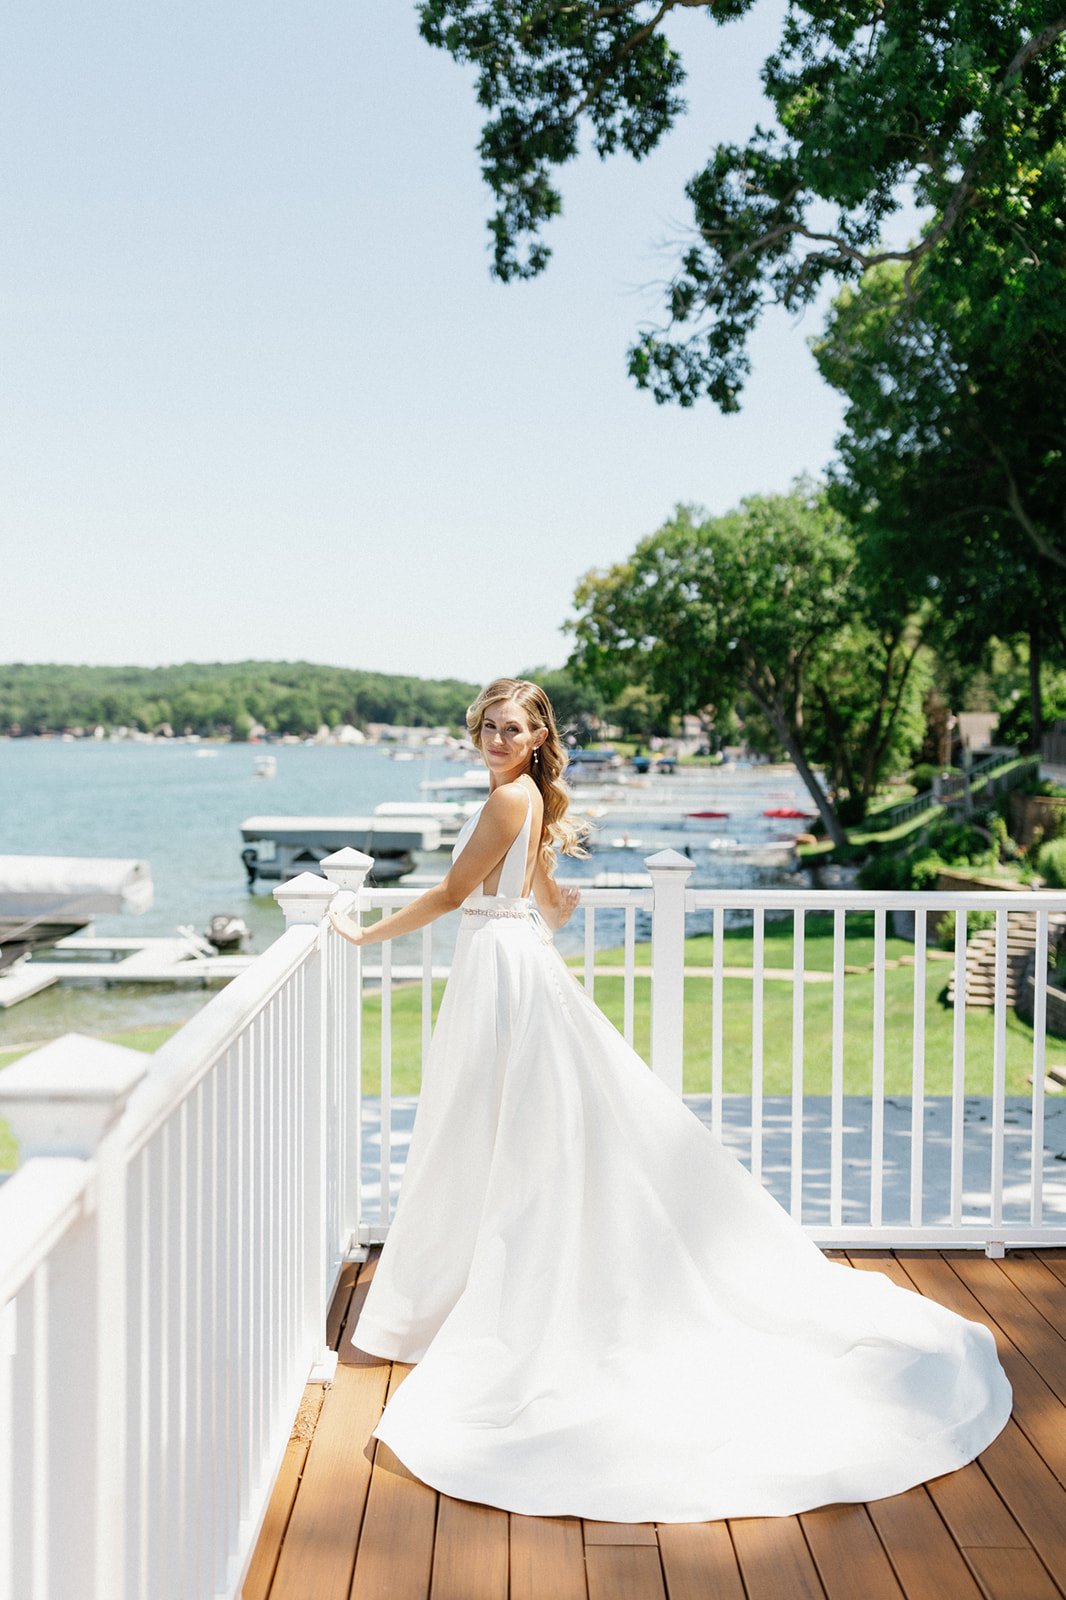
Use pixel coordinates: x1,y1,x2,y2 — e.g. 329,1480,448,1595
329,785,530,947
532,858,581,932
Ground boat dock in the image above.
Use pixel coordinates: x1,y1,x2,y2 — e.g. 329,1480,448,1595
0,932,253,1008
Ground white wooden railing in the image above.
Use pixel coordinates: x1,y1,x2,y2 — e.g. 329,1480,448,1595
2,848,1065,1598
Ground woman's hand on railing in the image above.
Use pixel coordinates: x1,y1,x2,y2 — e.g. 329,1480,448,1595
541,886,581,932
328,908,368,947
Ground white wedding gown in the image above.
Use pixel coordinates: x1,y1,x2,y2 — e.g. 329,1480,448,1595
353,790,1012,1522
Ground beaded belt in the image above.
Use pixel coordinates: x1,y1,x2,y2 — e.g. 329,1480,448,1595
461,905,531,920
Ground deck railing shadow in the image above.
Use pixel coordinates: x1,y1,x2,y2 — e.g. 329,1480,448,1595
2,849,1065,1598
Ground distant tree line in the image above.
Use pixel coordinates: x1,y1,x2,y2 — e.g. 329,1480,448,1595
0,662,482,738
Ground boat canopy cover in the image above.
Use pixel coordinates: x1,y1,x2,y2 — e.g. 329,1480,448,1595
240,817,444,851
0,856,154,917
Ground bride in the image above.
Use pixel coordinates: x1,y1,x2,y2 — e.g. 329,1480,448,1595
328,677,1011,1523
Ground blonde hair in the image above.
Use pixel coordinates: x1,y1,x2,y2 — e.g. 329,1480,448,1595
466,677,589,871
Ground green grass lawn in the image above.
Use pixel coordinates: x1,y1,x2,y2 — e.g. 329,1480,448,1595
2,918,1054,1170
357,916,1048,1095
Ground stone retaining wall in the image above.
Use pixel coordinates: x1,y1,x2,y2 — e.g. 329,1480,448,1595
1011,792,1066,849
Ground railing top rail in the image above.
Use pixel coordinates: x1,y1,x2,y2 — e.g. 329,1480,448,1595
686,887,1066,912
0,1156,92,1303
122,922,318,1155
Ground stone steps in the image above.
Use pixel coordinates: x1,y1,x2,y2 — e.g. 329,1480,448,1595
946,910,1066,1008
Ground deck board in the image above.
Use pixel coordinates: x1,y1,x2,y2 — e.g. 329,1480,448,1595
245,1250,1066,1600
800,1502,905,1599
656,1521,745,1600
350,1365,438,1600
509,1513,588,1600
430,1496,509,1600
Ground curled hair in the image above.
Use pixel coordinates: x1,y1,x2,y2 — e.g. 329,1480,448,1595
466,677,589,872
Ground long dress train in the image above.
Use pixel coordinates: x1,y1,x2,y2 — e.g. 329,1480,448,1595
352,790,1011,1523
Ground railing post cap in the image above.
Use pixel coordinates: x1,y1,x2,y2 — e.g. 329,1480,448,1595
273,871,338,926
643,847,697,876
0,1032,148,1160
321,847,374,890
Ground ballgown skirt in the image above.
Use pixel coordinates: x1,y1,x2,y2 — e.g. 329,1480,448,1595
353,903,1012,1523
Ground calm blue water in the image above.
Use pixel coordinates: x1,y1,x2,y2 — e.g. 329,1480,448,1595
0,739,811,1045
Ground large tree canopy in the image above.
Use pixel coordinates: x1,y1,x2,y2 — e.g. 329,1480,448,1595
418,1,1066,410
813,255,1066,738
567,485,928,843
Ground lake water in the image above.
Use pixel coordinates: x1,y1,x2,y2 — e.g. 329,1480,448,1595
0,739,814,1046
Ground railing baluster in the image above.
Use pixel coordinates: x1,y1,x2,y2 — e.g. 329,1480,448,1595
951,909,967,1228
623,905,636,1046
129,1149,149,1600
238,1023,253,1528
870,908,887,1228
264,997,277,1470
830,909,846,1229
0,1301,14,1600
421,924,434,1072
1031,909,1049,1227
185,1086,202,1599
32,1265,49,1600
790,909,805,1222
174,1100,188,1600
224,1045,240,1590
584,905,596,999
991,909,1008,1241
351,935,364,1248
202,1072,218,1598
751,908,765,1184
380,936,393,1225
711,906,724,1140
910,909,927,1228
151,1125,168,1595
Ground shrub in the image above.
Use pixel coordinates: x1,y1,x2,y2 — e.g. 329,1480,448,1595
936,910,997,951
910,762,944,792
1036,837,1066,888
857,850,912,890
911,851,949,890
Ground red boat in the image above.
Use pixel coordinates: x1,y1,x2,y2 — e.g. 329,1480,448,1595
763,807,810,819
687,810,730,819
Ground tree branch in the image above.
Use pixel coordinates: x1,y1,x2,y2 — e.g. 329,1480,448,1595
696,17,1066,286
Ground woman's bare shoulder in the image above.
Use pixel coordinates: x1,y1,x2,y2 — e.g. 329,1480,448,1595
480,782,531,821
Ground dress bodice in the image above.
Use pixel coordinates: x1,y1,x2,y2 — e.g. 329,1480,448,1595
453,786,533,908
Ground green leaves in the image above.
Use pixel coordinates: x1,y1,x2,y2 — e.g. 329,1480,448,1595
418,0,688,279
568,484,927,835
419,1,1066,406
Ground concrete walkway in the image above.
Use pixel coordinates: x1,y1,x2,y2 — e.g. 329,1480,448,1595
358,1093,1066,1230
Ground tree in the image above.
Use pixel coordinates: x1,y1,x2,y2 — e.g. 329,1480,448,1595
813,255,1066,741
567,485,927,844
607,682,668,745
419,3,1066,416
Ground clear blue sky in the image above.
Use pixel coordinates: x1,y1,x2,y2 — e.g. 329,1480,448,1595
3,1,850,683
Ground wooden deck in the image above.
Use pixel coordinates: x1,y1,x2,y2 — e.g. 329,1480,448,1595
244,1249,1066,1600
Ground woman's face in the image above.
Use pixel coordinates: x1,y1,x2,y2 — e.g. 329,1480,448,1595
479,697,545,782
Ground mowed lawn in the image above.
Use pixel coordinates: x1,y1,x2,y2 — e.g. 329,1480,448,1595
358,913,1049,1096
